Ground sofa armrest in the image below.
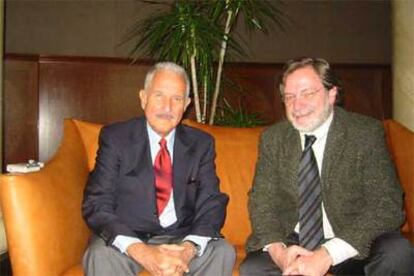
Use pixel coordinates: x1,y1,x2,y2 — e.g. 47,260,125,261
383,120,414,236
0,120,91,276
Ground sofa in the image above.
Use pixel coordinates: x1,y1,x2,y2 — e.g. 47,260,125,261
0,118,412,276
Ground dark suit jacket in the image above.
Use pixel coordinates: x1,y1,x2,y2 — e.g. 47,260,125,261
82,117,228,244
246,107,404,258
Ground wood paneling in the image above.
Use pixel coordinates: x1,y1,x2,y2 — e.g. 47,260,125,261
38,57,152,161
3,55,39,170
336,65,392,119
3,55,392,164
224,63,285,123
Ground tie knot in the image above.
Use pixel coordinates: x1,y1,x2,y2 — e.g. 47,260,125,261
159,138,167,149
304,135,316,149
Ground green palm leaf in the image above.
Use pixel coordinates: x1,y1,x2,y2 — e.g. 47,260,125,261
122,0,287,125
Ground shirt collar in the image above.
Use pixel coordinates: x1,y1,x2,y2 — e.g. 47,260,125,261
146,122,176,152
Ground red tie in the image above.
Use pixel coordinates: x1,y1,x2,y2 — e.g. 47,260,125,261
154,138,173,216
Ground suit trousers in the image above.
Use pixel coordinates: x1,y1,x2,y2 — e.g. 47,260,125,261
83,235,236,276
239,231,414,276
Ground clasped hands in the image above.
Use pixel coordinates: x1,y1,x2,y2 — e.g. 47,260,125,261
268,243,333,276
127,241,197,276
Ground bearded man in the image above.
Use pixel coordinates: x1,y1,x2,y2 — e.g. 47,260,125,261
240,57,413,276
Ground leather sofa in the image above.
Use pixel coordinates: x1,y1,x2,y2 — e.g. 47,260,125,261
0,119,412,276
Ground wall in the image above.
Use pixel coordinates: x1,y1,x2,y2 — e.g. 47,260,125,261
5,0,390,64
4,55,392,164
3,0,396,165
392,1,414,131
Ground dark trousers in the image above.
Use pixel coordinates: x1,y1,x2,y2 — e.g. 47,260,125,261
240,231,414,275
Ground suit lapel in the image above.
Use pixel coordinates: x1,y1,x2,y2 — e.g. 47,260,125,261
285,129,302,176
124,118,157,212
321,108,347,190
172,124,193,220
124,121,196,220
284,126,302,203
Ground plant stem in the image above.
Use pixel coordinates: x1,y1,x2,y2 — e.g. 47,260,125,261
190,53,202,122
202,75,208,123
209,4,237,125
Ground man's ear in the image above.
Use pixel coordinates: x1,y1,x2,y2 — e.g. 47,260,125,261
139,89,147,110
184,97,191,111
328,86,337,105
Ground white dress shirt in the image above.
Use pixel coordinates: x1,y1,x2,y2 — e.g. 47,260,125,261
265,111,358,266
112,123,211,256
295,111,358,265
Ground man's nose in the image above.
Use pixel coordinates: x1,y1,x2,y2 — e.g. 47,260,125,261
291,96,307,110
161,98,172,112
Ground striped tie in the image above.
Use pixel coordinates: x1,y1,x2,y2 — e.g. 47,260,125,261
298,135,324,250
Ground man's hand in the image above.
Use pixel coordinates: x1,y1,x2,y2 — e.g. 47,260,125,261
160,241,197,273
268,243,313,271
126,242,188,276
284,246,333,276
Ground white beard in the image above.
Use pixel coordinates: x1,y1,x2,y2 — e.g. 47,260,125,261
290,102,333,132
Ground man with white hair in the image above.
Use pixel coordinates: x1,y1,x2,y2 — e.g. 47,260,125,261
82,62,235,276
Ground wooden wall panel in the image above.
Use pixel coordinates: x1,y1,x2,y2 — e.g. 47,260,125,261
3,56,39,169
224,64,285,123
223,63,392,124
223,63,392,123
336,65,392,120
38,57,152,161
3,55,392,164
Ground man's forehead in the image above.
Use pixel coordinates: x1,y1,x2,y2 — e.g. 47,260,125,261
285,69,322,92
147,77,186,95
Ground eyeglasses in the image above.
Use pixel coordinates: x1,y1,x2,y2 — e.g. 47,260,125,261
282,87,325,104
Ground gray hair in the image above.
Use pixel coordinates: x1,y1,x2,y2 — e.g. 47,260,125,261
144,62,190,98
279,57,343,105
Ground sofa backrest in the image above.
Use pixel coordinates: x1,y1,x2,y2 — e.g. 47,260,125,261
73,119,264,246
182,120,265,246
72,120,103,172
74,118,414,245
2,118,410,276
383,120,414,233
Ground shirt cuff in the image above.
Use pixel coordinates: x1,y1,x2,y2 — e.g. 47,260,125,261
112,235,142,254
183,235,211,256
263,242,286,252
322,237,358,265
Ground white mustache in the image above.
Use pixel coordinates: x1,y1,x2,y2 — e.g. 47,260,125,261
156,113,174,120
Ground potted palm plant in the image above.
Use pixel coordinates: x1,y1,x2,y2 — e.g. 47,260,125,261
125,0,286,125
